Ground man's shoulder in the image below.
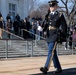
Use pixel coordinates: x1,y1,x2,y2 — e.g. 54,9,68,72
56,11,63,17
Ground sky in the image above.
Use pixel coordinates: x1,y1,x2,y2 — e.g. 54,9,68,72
39,0,62,6
39,0,66,5
39,0,49,4
38,0,71,9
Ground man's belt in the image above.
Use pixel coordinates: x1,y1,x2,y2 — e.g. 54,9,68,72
49,26,56,30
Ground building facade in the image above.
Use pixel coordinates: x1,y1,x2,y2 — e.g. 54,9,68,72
0,0,32,21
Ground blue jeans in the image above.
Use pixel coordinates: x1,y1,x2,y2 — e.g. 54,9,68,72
45,42,61,69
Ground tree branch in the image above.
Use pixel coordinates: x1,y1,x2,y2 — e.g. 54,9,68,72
61,0,66,5
66,0,68,4
70,4,75,15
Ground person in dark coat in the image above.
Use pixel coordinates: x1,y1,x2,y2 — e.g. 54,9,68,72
25,18,31,38
6,13,11,21
40,0,67,74
31,21,37,39
0,16,3,39
22,19,28,39
15,14,20,21
6,19,12,39
13,19,19,35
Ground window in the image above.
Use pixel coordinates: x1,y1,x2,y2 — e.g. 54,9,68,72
9,3,16,18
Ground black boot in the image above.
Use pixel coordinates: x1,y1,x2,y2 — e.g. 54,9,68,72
54,68,62,74
40,67,48,74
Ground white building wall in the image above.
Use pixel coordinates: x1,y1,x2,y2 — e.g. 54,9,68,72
18,0,26,19
0,0,30,21
23,0,29,18
0,0,7,20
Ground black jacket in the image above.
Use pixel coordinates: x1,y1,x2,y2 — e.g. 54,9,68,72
43,11,67,42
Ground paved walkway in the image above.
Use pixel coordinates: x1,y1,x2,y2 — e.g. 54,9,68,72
0,55,76,75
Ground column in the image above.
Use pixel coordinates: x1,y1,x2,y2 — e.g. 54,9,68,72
1,0,7,21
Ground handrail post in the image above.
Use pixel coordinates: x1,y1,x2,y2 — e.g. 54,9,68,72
57,43,59,56
11,34,13,39
21,29,23,37
8,40,12,47
6,40,8,59
26,40,29,55
31,40,33,57
35,35,37,47
72,41,73,55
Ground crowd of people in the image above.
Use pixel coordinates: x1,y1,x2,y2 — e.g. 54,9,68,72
0,12,76,49
68,26,76,49
0,12,43,40
62,25,76,50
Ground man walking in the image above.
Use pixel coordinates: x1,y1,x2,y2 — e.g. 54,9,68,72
40,0,67,74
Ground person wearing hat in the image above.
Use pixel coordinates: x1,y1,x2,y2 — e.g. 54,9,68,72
40,0,67,74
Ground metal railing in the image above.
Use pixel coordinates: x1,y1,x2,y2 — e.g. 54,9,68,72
21,29,76,55
0,29,76,58
2,29,24,40
21,29,45,47
57,40,76,55
0,29,34,58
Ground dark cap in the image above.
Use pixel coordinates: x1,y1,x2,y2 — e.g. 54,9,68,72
48,0,59,7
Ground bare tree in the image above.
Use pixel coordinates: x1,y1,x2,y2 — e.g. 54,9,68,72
29,0,76,25
29,2,49,19
60,0,76,25
29,0,41,16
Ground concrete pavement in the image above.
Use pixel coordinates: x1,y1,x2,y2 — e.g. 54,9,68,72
0,55,76,75
32,68,76,75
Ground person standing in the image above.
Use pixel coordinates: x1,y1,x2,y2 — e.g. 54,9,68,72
0,15,3,39
15,14,20,22
72,27,76,49
25,18,31,38
31,21,37,39
36,21,41,41
22,19,27,39
13,19,19,35
6,19,12,39
40,0,67,74
6,13,11,21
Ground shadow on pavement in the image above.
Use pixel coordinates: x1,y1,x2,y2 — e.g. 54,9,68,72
31,68,76,75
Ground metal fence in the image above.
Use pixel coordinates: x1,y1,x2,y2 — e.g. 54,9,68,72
0,29,76,59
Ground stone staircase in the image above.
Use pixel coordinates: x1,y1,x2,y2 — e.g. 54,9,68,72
0,40,47,58
11,40,48,56
0,40,27,58
36,40,76,55
0,39,76,58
